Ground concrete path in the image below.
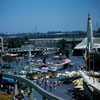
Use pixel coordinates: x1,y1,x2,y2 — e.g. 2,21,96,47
81,72,100,94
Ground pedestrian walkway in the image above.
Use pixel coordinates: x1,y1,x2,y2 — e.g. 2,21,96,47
50,84,74,100
33,77,74,100
81,72,100,94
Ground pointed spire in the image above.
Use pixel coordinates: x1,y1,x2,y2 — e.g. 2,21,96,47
88,13,91,21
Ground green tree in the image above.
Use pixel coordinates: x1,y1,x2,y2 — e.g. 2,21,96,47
72,38,75,49
8,37,27,48
93,52,100,71
64,47,69,57
57,39,69,57
58,39,66,50
2,55,15,66
87,52,100,71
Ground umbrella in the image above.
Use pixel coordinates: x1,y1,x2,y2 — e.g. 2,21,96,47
79,78,83,82
75,81,83,86
90,71,100,76
65,74,73,78
85,71,90,75
73,72,80,76
74,85,83,89
94,72,100,76
73,80,80,84
94,78,99,81
73,78,83,86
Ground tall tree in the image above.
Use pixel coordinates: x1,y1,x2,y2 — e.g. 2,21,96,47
2,55,15,66
86,52,100,71
57,39,69,57
72,38,75,49
8,37,27,48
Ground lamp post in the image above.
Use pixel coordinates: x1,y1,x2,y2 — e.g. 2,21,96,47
0,37,4,56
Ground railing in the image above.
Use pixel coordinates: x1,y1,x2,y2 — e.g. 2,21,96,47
81,72,100,94
3,73,64,100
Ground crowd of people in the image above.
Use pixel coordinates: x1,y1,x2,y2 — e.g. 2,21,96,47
12,77,63,100
13,90,24,100
33,77,63,91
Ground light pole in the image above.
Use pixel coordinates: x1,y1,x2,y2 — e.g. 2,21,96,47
0,37,4,56
29,45,32,72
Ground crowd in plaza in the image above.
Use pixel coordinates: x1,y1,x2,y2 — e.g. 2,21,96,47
33,77,63,91
1,55,99,100
13,90,24,100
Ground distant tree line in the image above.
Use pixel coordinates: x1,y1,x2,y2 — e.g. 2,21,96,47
8,37,28,48
0,31,87,39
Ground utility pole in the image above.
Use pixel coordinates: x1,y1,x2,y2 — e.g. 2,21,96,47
0,37,4,56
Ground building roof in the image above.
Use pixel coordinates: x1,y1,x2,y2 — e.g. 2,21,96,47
74,37,100,49
29,38,63,41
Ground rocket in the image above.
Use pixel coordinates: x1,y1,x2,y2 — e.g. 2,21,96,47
87,13,93,51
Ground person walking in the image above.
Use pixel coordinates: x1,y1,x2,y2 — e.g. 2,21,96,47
49,84,52,91
41,78,44,84
39,80,42,87
36,80,39,85
44,80,47,90
45,80,47,87
50,81,52,85
54,83,56,90
47,80,49,87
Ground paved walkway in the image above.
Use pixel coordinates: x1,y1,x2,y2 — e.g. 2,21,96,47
24,79,74,100
2,56,85,100
81,72,100,94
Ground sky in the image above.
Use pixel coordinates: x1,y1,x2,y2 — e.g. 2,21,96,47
0,0,100,34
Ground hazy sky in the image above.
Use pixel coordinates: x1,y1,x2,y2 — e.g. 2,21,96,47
0,0,100,34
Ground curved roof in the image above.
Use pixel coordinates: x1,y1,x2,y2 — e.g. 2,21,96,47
74,37,100,49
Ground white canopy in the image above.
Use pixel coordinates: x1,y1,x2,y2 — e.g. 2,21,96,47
74,37,100,50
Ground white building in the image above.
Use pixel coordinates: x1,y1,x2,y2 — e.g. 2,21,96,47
73,37,100,56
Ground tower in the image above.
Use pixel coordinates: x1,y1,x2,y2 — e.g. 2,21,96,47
87,13,93,51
